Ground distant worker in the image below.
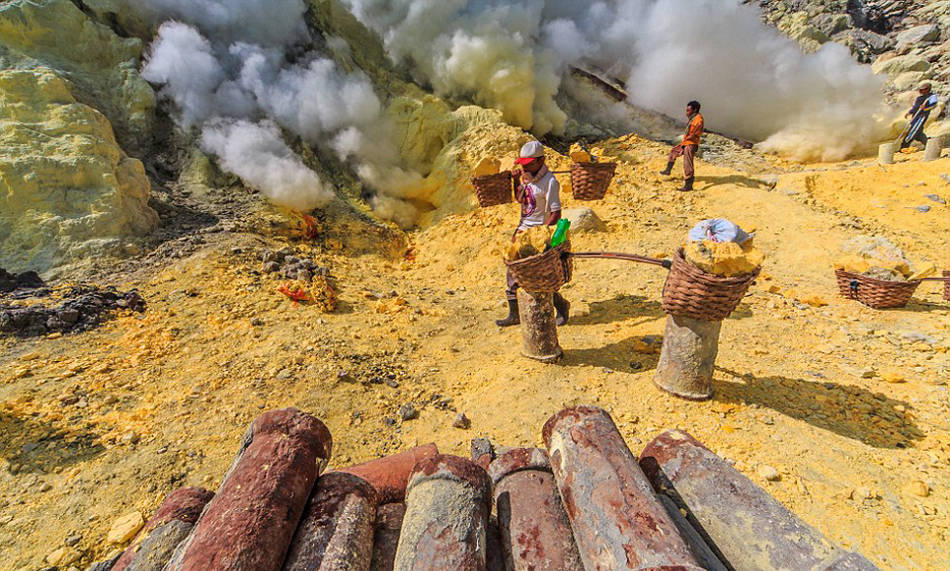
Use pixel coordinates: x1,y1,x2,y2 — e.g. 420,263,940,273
899,82,939,151
659,100,704,191
496,140,570,328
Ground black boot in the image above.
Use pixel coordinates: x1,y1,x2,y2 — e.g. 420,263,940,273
658,161,674,176
553,293,570,326
677,176,694,191
495,299,520,327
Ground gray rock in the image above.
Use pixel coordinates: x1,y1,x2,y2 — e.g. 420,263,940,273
925,193,946,204
871,55,931,76
85,554,120,571
398,403,418,421
452,413,471,429
261,261,279,273
897,24,941,48
296,269,312,282
261,250,280,264
917,205,932,213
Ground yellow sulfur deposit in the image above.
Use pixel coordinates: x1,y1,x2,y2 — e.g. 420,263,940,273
504,226,552,262
474,157,501,178
684,239,764,277
569,142,593,163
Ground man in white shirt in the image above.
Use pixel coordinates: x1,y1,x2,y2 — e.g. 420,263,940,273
496,140,570,327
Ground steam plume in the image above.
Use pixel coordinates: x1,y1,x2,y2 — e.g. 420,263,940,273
341,0,891,161
136,0,421,220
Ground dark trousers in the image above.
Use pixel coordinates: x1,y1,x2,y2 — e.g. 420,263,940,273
900,129,928,150
668,144,698,178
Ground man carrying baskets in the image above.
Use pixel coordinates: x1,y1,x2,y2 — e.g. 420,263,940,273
659,100,704,191
496,141,571,327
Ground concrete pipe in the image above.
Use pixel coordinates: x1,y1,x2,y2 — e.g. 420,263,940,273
284,471,379,571
517,290,562,363
654,315,721,400
394,454,491,571
640,430,879,571
488,448,584,571
338,444,439,504
924,136,943,161
878,143,895,165
165,408,332,571
542,406,703,571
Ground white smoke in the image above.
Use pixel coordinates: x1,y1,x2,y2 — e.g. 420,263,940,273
135,0,422,222
200,119,332,211
341,0,892,161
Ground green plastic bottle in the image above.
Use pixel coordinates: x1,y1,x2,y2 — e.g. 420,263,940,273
550,219,571,247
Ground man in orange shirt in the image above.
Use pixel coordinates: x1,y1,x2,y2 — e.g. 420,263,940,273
659,100,704,191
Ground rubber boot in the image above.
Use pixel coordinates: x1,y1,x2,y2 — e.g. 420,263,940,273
677,176,694,191
495,299,520,327
658,161,674,176
553,293,570,326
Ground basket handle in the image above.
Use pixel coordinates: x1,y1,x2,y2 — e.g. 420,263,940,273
568,251,673,269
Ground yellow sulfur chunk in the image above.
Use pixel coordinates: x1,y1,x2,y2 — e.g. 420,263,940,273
569,143,593,163
474,157,500,177
907,263,936,281
684,239,763,277
505,226,552,262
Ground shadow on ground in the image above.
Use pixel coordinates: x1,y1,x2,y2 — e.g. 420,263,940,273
562,336,661,372
571,294,665,326
695,174,771,191
0,412,105,474
714,368,924,449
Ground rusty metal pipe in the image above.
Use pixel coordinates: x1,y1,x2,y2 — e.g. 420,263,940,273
640,430,879,571
488,448,584,571
284,471,379,571
394,454,491,571
337,443,439,503
542,406,703,571
165,408,332,571
370,503,406,571
112,487,214,571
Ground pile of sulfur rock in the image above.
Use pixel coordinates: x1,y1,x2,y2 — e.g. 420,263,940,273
504,227,554,262
683,219,764,277
835,235,935,282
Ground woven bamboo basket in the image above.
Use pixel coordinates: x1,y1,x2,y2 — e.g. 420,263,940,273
834,268,921,309
661,249,759,321
472,171,513,207
506,242,572,293
571,162,616,200
944,271,950,301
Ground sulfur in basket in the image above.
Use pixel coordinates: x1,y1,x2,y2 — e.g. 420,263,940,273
661,249,759,321
570,162,616,200
834,268,921,309
505,242,573,293
472,171,514,207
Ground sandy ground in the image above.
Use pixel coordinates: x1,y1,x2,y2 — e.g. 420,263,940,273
2,137,949,570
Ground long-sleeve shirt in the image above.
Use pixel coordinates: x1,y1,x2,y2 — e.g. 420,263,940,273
909,93,939,121
682,113,704,147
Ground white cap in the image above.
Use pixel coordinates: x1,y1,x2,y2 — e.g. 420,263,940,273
519,140,545,159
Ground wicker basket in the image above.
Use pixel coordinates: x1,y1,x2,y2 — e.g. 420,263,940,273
661,249,759,321
472,171,513,207
506,242,572,293
944,271,950,302
571,162,616,200
834,268,921,309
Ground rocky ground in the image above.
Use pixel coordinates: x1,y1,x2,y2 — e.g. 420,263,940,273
2,135,950,570
750,0,950,103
